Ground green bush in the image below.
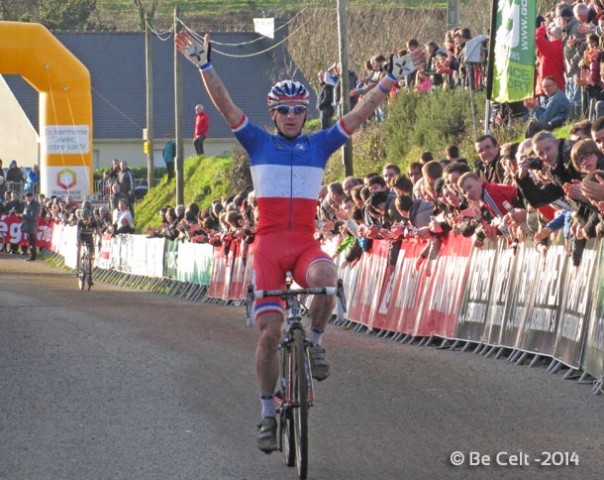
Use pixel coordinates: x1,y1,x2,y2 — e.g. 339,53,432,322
385,89,486,165
134,155,239,232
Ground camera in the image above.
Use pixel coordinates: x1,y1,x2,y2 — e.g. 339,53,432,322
526,157,544,170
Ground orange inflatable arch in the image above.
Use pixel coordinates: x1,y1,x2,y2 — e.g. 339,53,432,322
0,21,92,200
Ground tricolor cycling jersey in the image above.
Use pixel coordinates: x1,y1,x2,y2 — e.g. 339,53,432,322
233,116,351,235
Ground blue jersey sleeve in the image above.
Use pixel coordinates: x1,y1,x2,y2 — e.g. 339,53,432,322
232,117,271,164
310,119,351,166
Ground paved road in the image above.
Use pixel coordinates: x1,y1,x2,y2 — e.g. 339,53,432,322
1,254,604,480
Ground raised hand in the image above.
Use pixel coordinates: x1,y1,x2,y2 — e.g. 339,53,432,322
175,31,211,68
387,53,417,79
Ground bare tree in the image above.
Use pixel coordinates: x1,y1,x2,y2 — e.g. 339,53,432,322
459,0,559,39
286,7,445,94
132,0,158,30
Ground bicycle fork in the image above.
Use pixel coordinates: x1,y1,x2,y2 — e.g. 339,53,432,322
277,332,316,409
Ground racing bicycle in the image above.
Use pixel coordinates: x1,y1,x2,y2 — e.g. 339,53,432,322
247,273,346,479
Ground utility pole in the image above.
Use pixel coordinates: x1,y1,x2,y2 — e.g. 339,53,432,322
134,0,158,189
337,0,353,176
174,6,184,205
447,0,460,30
144,18,154,189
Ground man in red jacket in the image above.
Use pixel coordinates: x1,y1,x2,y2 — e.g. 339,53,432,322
535,23,565,99
193,104,210,155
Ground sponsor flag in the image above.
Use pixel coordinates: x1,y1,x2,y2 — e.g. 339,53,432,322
488,0,536,102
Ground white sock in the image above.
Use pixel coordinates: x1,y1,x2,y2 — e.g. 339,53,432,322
308,326,324,346
260,392,276,418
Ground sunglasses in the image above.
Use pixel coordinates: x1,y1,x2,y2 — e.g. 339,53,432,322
273,105,308,115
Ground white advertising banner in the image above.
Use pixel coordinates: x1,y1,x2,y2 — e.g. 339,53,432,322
44,166,91,202
42,125,90,154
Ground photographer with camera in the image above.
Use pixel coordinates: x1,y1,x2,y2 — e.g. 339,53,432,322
516,131,579,209
516,131,600,264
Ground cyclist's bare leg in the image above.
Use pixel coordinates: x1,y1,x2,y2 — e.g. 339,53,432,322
307,260,337,335
255,311,283,397
305,260,337,381
255,311,282,452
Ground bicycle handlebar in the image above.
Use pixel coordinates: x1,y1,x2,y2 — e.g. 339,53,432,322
253,286,337,299
245,279,347,326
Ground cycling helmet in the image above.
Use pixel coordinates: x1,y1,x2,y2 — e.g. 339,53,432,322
81,200,91,210
267,80,310,108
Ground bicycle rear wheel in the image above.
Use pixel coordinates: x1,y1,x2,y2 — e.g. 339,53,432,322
292,328,308,479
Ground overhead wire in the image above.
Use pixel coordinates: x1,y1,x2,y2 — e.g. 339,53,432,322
174,8,305,47
175,12,314,59
91,86,144,130
146,21,174,41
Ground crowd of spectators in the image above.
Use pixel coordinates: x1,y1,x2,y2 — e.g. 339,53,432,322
315,22,488,126
142,3,604,271
0,181,139,256
315,1,604,137
5,2,604,270
147,115,604,275
0,159,39,197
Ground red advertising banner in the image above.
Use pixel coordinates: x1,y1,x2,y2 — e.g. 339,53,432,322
209,244,228,299
337,257,361,315
228,240,247,300
364,240,390,331
391,241,430,335
346,240,389,326
0,214,52,250
371,265,397,331
414,236,472,338
97,233,112,269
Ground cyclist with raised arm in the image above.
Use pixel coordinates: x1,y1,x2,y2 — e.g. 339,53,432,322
176,31,419,453
76,204,102,279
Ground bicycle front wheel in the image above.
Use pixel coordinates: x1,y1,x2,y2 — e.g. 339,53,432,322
292,328,308,479
86,257,93,291
280,404,296,467
78,257,87,291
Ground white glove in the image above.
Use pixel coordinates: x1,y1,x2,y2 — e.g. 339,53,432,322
388,53,417,79
175,32,211,69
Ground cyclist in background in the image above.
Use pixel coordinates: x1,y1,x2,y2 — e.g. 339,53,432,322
176,31,419,453
76,205,102,279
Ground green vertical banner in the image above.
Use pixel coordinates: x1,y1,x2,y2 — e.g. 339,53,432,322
491,0,535,102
